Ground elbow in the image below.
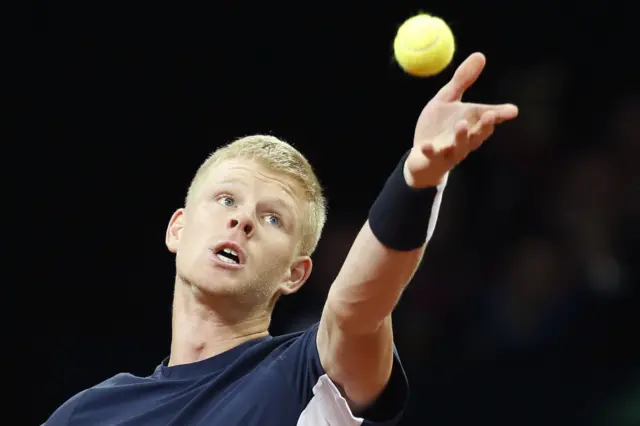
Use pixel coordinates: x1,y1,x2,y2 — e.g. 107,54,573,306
324,289,390,336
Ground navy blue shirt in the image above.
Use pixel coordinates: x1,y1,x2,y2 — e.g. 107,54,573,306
45,324,408,425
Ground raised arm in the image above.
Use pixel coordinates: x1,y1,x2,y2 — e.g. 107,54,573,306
317,53,519,412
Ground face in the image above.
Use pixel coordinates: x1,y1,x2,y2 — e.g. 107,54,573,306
165,159,313,309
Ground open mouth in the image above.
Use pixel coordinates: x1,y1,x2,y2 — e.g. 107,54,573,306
215,247,240,265
212,241,246,266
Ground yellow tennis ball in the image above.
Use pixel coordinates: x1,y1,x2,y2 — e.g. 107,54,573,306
393,14,455,77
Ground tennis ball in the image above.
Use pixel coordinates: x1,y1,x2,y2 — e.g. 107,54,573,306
393,14,455,77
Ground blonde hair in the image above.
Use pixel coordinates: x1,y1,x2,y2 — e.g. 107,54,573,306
186,135,327,256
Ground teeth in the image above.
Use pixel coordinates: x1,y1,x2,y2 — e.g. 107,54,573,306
223,248,238,257
216,253,238,264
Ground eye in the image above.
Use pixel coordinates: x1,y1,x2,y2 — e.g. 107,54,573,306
217,195,235,207
264,214,281,227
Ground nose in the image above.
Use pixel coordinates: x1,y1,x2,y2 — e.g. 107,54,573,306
228,214,254,237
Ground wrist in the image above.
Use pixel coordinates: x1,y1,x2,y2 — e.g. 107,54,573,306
369,151,446,251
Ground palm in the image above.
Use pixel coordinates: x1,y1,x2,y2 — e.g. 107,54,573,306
405,53,519,188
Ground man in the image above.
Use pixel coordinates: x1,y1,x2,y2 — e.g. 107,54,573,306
45,53,518,425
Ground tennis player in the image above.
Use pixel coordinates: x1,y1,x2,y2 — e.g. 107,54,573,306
45,53,517,425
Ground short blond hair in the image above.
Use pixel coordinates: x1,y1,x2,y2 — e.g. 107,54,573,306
186,135,327,256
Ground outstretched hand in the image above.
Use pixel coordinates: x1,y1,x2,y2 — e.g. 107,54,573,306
404,53,519,188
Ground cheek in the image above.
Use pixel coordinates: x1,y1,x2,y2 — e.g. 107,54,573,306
179,221,210,255
175,228,209,275
260,235,295,267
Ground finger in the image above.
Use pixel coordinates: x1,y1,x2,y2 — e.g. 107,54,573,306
454,120,471,163
446,120,470,163
421,120,468,158
440,144,456,164
420,143,436,158
454,119,470,144
468,112,496,150
433,52,486,102
469,111,496,135
469,125,495,151
492,104,519,123
467,103,519,124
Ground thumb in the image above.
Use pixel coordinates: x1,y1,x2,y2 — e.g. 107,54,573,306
433,52,486,103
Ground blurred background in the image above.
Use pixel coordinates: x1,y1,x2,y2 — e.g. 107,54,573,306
33,1,638,425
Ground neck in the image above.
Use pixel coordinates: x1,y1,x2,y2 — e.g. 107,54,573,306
168,278,271,367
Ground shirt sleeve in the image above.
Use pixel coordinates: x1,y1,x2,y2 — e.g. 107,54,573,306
43,390,88,426
276,323,409,426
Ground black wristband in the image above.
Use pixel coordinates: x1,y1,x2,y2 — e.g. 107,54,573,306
368,150,443,251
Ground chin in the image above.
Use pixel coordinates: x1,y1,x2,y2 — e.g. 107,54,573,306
178,253,241,287
188,267,249,297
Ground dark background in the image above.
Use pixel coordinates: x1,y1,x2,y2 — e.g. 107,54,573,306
33,1,638,425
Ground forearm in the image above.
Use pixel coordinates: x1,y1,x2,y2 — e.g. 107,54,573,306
326,152,446,334
326,222,425,334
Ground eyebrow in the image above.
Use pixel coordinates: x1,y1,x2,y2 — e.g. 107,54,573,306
262,198,295,217
215,178,297,217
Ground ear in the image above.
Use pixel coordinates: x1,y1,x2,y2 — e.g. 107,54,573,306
279,256,313,295
165,208,185,254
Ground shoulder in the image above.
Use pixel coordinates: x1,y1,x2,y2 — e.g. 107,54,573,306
43,373,131,425
272,324,410,426
44,388,89,425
